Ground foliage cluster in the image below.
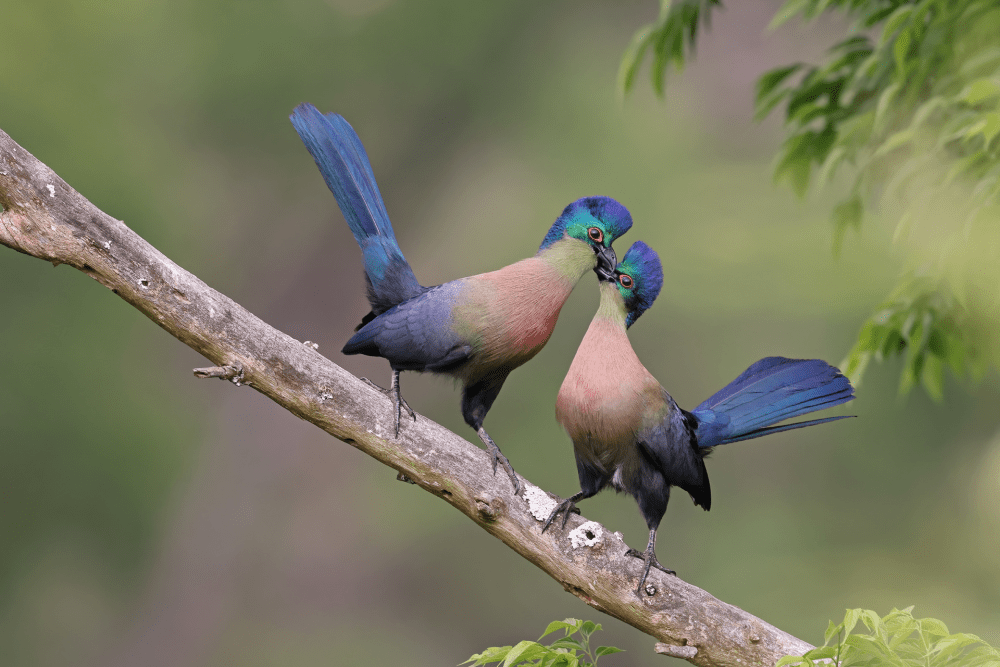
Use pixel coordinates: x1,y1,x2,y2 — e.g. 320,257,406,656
621,0,1000,399
463,619,622,667
779,607,1000,667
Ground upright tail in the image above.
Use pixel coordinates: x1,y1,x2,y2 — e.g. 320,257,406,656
290,103,423,315
691,357,855,448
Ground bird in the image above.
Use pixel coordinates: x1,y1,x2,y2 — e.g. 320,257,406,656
544,240,855,594
290,103,632,494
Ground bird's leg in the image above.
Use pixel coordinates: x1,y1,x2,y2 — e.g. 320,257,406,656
389,370,417,436
625,529,675,595
360,371,416,438
476,427,521,495
541,492,584,533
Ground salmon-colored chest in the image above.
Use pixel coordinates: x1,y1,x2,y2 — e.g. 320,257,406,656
556,318,660,453
457,258,576,368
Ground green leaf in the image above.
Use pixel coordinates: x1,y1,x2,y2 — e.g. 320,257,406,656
920,616,951,637
540,620,581,639
922,354,945,401
817,145,849,184
909,96,947,130
774,134,813,196
960,78,1000,105
981,112,1000,147
893,28,912,75
769,0,810,30
960,46,1000,77
548,638,585,652
874,81,901,133
843,608,862,636
503,641,547,667
873,128,915,158
879,6,915,48
464,646,514,666
824,620,843,646
775,656,809,667
927,327,949,358
618,25,655,96
832,194,863,255
594,646,624,659
756,64,803,105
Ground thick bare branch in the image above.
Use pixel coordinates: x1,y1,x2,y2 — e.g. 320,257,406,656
0,128,814,667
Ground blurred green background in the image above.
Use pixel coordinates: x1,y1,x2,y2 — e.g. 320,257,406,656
2,1,998,665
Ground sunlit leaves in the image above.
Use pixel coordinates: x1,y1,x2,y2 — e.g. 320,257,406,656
757,0,1000,396
617,0,723,97
621,0,1000,400
464,619,622,667
778,607,1000,667
841,276,983,400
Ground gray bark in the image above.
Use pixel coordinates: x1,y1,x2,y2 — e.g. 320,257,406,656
0,127,814,667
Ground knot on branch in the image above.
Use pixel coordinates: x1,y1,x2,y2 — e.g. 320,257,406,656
654,643,698,659
474,495,502,522
193,364,244,385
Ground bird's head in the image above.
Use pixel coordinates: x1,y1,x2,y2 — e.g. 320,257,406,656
539,197,632,278
598,240,663,328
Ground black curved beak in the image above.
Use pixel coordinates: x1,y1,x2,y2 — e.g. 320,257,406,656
594,245,617,282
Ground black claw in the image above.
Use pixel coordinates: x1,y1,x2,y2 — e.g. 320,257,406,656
626,542,675,596
542,494,585,533
542,499,576,533
362,373,415,439
478,428,521,495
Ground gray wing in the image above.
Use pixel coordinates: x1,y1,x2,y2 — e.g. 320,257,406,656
637,395,712,510
341,281,473,373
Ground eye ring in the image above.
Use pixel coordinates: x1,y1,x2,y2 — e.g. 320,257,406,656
618,273,634,289
587,227,603,243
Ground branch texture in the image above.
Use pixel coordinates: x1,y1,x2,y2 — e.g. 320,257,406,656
0,128,813,667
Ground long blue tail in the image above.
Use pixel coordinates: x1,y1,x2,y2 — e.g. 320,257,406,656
290,103,423,315
691,357,855,448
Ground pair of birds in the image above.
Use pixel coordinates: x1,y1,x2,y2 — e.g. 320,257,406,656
290,103,855,595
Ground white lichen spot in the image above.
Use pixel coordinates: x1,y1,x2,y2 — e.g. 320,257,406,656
103,240,111,250
568,521,603,549
523,484,558,522
46,184,55,197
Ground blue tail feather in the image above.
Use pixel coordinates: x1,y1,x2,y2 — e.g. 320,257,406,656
692,357,854,448
290,103,423,313
711,415,854,445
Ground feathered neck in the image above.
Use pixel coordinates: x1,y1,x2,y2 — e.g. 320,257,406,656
594,281,628,328
535,236,598,284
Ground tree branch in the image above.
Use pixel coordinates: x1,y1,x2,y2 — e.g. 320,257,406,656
0,127,814,667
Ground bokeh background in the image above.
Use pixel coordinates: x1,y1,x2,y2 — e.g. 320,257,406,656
2,1,998,665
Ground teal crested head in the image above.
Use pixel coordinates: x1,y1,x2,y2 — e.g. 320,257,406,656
606,240,663,328
539,197,632,275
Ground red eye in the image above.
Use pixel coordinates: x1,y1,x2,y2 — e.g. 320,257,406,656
619,274,634,289
588,227,603,243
